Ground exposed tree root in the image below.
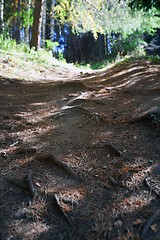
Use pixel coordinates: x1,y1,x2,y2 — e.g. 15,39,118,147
141,209,160,240
80,112,105,127
15,147,37,157
54,193,73,224
67,91,93,106
26,170,36,197
129,108,160,130
93,141,126,158
105,87,119,93
108,176,120,185
8,174,36,198
35,152,80,180
53,105,92,120
67,98,86,106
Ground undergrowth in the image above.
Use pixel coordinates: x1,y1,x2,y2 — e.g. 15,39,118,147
0,36,159,74
0,36,60,69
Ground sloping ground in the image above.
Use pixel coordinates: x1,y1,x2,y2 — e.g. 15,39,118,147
0,59,160,240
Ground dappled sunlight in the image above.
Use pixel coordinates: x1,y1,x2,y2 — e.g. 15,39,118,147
112,194,154,217
8,221,50,239
15,104,59,124
1,59,160,239
10,125,55,145
108,65,146,78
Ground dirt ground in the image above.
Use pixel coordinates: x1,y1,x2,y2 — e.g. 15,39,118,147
0,58,160,240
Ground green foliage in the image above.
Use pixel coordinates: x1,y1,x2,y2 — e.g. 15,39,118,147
138,8,160,35
3,1,33,33
146,55,160,64
54,0,159,39
57,51,66,61
15,9,33,28
90,60,109,70
2,0,160,65
45,40,59,51
0,36,53,66
0,36,17,50
54,0,73,24
129,0,160,11
90,55,133,70
111,31,147,57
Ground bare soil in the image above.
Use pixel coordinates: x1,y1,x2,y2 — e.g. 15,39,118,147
0,58,160,240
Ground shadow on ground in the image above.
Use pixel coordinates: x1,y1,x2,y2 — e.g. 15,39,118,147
0,59,160,240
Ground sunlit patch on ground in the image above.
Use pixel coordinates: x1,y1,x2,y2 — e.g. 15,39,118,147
0,59,160,239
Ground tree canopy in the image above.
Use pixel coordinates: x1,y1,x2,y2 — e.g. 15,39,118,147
129,0,160,11
0,0,160,63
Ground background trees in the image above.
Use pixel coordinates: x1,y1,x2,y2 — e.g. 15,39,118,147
0,0,4,34
30,0,44,50
129,0,160,11
1,0,160,63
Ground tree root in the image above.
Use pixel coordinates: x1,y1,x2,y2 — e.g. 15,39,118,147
35,152,80,180
26,170,36,198
105,87,119,93
53,105,92,120
8,172,37,198
53,193,72,224
105,142,124,157
80,112,105,127
93,141,125,158
129,108,160,130
141,209,160,240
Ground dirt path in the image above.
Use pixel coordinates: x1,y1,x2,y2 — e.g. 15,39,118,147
0,59,160,240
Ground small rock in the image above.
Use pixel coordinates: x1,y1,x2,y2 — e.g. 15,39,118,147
114,220,123,228
151,224,157,233
133,136,137,140
133,218,142,225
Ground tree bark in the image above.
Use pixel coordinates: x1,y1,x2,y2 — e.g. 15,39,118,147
25,0,32,43
41,0,46,48
16,0,21,43
50,0,56,40
0,0,4,34
30,0,44,50
12,0,21,43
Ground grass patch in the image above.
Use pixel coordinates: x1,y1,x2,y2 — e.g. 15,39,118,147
146,55,160,64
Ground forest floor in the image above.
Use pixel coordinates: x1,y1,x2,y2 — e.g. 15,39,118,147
0,56,160,240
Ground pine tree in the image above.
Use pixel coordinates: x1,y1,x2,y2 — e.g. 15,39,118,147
30,0,44,50
0,0,4,34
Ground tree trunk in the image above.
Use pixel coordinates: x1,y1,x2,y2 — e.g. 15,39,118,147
98,34,104,61
30,0,44,50
12,0,17,40
12,0,21,43
16,0,21,43
41,0,46,48
0,0,4,34
50,0,56,40
25,0,32,43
